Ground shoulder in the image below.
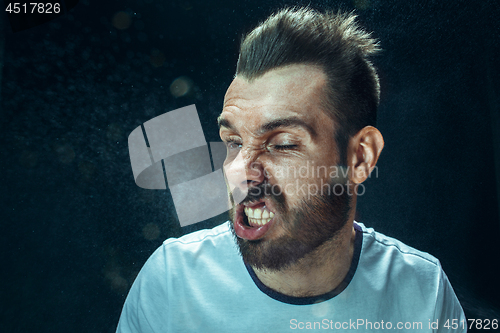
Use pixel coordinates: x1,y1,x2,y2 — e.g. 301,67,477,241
116,224,236,333
357,222,440,268
355,222,445,296
163,221,233,249
123,221,238,304
146,221,235,268
353,223,465,327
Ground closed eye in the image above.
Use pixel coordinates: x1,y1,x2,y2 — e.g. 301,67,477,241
272,144,298,150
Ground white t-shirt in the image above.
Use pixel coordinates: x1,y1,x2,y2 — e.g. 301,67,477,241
116,222,466,332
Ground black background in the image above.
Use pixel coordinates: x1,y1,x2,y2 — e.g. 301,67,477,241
1,0,499,332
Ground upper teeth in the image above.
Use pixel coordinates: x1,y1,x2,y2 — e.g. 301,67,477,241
244,206,275,226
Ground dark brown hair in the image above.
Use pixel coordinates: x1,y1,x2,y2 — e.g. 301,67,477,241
236,7,380,163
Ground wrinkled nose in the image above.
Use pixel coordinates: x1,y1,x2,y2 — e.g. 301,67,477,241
224,149,265,202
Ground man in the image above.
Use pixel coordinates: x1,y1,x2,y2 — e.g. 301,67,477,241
117,7,465,332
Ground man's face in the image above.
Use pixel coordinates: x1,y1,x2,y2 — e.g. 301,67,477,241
219,64,352,271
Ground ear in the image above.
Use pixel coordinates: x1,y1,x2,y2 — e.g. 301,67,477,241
347,126,384,184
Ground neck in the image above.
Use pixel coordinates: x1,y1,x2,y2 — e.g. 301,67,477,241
252,221,356,298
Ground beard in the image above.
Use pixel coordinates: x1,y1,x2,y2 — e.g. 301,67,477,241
229,178,352,271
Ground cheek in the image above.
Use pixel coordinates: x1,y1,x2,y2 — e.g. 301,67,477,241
268,159,315,182
270,160,340,204
265,161,310,199
264,160,295,184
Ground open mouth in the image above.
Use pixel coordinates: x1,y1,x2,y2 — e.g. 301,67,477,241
233,200,276,240
243,202,275,227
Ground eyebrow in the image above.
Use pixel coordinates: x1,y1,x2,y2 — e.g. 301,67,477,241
217,115,234,131
218,115,317,137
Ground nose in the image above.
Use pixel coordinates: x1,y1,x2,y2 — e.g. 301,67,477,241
224,148,265,193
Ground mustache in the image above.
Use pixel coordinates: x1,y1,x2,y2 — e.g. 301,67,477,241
232,182,286,208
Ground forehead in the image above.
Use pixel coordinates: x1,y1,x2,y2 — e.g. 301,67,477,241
221,64,329,125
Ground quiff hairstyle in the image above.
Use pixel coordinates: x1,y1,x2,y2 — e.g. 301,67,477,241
236,7,381,163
